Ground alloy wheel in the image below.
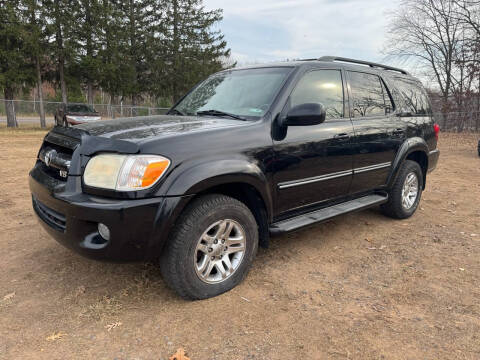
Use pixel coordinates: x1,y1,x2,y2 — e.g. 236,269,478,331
194,219,246,284
401,172,419,209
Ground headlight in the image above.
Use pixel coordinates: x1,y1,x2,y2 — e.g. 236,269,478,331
83,154,170,191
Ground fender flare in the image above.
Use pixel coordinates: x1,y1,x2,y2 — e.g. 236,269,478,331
387,137,429,188
147,160,273,258
162,159,274,220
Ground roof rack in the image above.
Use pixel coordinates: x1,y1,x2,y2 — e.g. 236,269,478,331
318,56,409,75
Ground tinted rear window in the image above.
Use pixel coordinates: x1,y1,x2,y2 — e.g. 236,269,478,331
348,71,388,118
393,79,431,115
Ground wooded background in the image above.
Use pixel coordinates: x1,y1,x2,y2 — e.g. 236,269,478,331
0,0,231,127
1,0,480,131
385,0,480,131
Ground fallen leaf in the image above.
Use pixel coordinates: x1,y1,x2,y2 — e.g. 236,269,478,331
75,285,86,296
169,348,191,360
46,332,67,341
105,322,122,331
459,268,465,271
3,292,15,301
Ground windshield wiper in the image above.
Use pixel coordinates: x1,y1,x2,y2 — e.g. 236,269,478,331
196,109,247,121
168,108,186,116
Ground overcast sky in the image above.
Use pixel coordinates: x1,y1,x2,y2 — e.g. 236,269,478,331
204,0,401,66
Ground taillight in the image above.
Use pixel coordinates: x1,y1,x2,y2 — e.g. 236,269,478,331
434,123,440,140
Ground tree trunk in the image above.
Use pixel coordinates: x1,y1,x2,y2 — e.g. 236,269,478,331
86,3,94,106
441,95,449,130
172,0,179,101
4,87,18,128
36,56,46,128
58,56,67,105
55,0,67,105
87,82,94,105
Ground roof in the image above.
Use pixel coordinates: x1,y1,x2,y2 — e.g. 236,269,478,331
232,55,411,77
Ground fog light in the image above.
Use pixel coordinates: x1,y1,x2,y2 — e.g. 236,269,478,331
98,223,110,241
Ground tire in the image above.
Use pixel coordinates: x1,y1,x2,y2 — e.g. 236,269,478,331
477,140,480,157
381,160,423,219
160,194,259,300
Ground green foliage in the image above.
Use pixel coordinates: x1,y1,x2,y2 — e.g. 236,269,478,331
48,83,87,103
152,0,231,102
2,0,231,105
0,1,36,96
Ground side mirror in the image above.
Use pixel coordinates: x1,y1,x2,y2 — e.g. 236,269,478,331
283,103,326,126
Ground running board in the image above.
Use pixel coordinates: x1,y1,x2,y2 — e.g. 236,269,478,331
269,194,388,235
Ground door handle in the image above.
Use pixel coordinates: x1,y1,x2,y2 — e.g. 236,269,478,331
334,133,350,141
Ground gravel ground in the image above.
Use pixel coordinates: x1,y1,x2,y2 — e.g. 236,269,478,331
0,129,479,360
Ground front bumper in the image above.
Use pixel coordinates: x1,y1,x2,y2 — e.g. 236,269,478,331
66,116,102,125
29,173,186,262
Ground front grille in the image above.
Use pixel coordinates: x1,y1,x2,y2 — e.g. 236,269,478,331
38,161,66,181
42,140,75,156
32,196,66,232
38,140,75,182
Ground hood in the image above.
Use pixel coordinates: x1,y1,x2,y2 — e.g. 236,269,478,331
66,112,100,116
74,115,247,141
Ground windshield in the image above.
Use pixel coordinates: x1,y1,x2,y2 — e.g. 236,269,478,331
173,67,292,119
67,104,95,113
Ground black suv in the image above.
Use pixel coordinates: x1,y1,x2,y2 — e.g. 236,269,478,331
29,56,440,299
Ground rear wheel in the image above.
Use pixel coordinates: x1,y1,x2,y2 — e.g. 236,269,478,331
381,160,423,219
160,194,258,300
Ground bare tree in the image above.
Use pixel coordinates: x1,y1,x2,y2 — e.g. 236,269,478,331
453,1,480,130
385,0,462,127
454,0,480,36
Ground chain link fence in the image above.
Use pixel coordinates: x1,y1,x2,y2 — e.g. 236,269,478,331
432,111,480,133
0,99,170,124
2,99,480,133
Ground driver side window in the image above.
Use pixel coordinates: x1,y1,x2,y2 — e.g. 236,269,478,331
290,69,344,120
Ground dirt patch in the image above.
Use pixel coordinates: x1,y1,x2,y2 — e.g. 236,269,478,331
0,130,479,359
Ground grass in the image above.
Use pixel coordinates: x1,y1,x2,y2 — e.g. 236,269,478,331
0,124,478,150
0,124,53,136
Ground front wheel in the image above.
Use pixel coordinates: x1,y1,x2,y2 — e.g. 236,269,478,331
160,194,258,300
381,160,423,219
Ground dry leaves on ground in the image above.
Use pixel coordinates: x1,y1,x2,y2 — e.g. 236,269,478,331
46,332,67,341
169,348,191,360
3,292,15,301
105,322,122,331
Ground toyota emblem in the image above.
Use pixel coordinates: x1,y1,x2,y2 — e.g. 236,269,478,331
44,149,57,167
